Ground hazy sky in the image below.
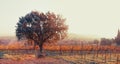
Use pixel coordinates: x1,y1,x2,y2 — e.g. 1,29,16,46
0,0,120,38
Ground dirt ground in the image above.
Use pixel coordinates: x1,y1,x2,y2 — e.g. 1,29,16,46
0,54,70,64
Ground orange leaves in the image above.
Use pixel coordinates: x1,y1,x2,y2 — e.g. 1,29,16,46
16,11,68,45
72,45,82,51
44,45,120,51
35,45,39,50
44,45,60,51
60,45,72,51
0,42,34,50
0,45,6,49
0,44,119,51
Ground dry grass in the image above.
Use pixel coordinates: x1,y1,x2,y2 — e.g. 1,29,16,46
0,54,70,64
53,54,120,64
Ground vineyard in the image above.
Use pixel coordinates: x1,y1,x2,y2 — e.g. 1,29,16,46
46,45,120,64
0,45,120,64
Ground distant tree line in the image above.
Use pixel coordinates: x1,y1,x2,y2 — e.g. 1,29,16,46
93,30,120,46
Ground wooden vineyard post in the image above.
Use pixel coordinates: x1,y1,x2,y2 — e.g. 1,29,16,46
115,48,117,57
83,50,85,60
116,55,119,64
92,45,95,60
81,42,83,59
71,45,73,55
102,48,104,58
109,45,112,61
7,49,10,55
84,50,87,61
110,46,111,61
96,43,98,58
59,45,62,55
104,50,107,63
80,49,83,59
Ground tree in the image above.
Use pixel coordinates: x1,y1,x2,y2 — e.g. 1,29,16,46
100,38,112,45
93,39,99,45
16,11,68,55
115,30,120,45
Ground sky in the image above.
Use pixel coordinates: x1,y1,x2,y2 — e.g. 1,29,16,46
0,0,120,38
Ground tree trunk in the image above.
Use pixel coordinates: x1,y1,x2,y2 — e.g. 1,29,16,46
39,44,43,53
34,41,44,58
37,42,44,57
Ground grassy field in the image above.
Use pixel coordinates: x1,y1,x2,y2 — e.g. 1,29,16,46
0,54,70,64
0,49,119,64
52,54,120,64
0,45,120,64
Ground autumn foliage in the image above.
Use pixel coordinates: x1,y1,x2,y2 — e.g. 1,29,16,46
0,43,119,52
16,11,68,53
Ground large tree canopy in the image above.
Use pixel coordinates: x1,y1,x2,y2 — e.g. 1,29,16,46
16,11,68,53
